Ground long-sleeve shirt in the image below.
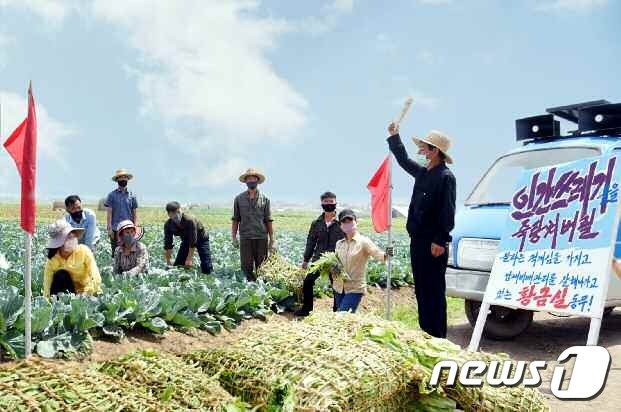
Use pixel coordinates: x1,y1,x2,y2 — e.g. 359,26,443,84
333,233,386,294
164,213,208,249
113,242,149,275
65,208,101,251
43,245,102,298
387,133,457,245
303,213,345,263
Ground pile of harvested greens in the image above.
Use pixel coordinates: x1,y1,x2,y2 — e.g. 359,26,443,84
188,312,550,412
0,353,246,411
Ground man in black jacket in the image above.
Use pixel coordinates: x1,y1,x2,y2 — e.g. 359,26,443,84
164,201,213,274
386,122,456,338
294,191,345,317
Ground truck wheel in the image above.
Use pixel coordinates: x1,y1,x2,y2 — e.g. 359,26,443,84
465,299,533,340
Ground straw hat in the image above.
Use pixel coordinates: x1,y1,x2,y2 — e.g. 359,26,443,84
239,168,266,184
112,169,134,182
412,130,453,164
116,220,145,244
47,220,85,249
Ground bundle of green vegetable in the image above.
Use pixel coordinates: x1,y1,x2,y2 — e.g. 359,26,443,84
185,321,416,411
306,251,350,281
257,253,306,300
0,359,158,411
97,350,246,411
305,312,550,412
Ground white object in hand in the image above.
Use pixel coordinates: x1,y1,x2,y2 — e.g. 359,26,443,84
394,97,414,125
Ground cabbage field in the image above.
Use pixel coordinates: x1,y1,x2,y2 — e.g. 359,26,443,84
0,221,412,360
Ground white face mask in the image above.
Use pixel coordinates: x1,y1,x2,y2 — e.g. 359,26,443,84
63,236,78,253
415,153,430,168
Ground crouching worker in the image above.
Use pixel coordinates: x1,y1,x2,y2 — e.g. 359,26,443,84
333,209,393,313
114,220,149,275
164,201,213,274
43,220,102,298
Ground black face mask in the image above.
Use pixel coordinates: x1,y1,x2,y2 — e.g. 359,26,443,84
322,204,337,212
246,182,258,190
70,210,83,223
118,180,128,188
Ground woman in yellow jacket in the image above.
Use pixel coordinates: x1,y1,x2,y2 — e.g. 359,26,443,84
43,219,102,298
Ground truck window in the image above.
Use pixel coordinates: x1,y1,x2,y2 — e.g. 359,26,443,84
466,147,601,206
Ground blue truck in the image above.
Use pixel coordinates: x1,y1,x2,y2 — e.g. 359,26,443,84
446,100,621,339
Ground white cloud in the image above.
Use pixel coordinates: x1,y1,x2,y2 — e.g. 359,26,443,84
535,0,608,12
0,89,75,188
88,0,310,187
0,0,81,24
1,0,353,188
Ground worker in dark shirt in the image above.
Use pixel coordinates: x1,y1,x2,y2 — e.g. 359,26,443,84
164,201,213,274
295,191,345,317
386,122,456,338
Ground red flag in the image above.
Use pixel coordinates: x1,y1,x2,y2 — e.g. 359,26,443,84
3,83,37,234
367,155,391,233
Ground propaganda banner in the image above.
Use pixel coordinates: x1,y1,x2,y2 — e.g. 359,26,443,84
483,153,621,318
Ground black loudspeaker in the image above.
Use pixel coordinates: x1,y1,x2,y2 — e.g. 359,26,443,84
578,103,621,135
516,114,560,142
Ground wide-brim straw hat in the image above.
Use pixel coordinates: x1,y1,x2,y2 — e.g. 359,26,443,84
47,219,85,249
239,168,266,184
112,168,134,182
412,130,453,164
116,220,145,244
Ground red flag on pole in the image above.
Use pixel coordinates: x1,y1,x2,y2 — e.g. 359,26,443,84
3,83,37,234
367,155,392,233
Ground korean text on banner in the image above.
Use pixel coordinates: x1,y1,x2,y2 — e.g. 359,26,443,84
483,154,621,318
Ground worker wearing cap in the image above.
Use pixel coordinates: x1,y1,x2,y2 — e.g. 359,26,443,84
386,122,456,338
333,209,392,313
114,220,149,275
43,219,102,298
231,168,275,281
105,169,139,257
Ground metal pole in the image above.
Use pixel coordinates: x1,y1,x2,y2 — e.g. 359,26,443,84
386,153,393,320
24,233,32,358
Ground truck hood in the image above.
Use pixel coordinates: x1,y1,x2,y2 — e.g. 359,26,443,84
452,204,509,243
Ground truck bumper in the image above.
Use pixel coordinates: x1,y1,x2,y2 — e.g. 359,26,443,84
446,267,490,301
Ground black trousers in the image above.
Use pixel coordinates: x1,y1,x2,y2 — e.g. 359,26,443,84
109,231,118,257
240,239,268,281
174,236,213,274
410,238,448,338
50,270,76,295
301,272,336,312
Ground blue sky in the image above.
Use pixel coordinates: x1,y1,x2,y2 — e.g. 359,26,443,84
0,0,619,207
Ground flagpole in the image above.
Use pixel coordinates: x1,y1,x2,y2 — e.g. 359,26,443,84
386,153,393,320
24,233,32,357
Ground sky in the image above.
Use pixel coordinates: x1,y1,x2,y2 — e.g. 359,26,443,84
0,0,620,207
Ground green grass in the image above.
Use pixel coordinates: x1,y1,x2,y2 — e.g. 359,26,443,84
0,204,408,233
381,298,467,330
